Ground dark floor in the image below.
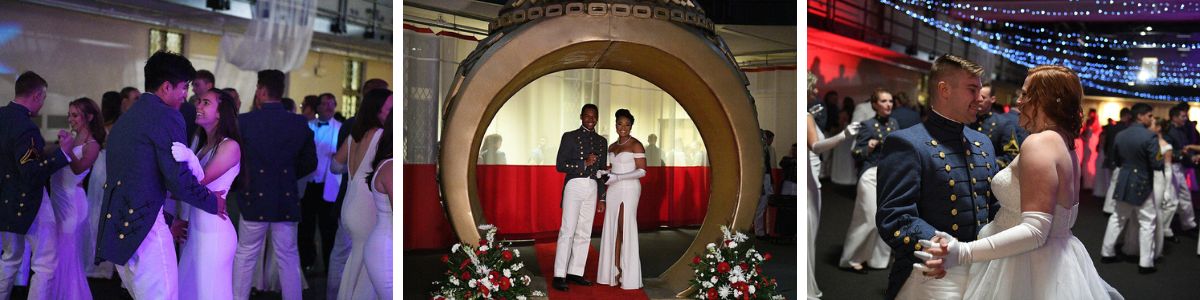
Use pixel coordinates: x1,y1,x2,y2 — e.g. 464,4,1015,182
404,227,798,299
813,179,1200,300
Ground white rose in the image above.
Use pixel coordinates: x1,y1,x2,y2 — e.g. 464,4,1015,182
503,269,512,278
514,249,521,257
707,243,716,249
478,224,495,230
749,285,757,294
728,242,738,248
450,277,460,286
468,279,477,288
733,289,742,298
451,244,461,253
517,296,527,300
710,276,718,284
480,245,490,252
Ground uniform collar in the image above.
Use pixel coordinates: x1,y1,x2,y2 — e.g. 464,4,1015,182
927,109,965,134
5,101,31,117
580,126,594,133
874,114,890,125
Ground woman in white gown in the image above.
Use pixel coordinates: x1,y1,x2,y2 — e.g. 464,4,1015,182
597,109,647,289
333,89,392,300
85,91,122,279
364,115,394,299
173,88,242,300
917,65,1122,299
49,97,104,299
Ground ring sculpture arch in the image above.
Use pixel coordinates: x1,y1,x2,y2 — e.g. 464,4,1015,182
438,0,764,294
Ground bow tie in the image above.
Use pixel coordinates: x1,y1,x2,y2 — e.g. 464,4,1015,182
316,121,329,127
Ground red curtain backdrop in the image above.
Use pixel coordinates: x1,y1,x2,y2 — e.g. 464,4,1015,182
404,164,786,250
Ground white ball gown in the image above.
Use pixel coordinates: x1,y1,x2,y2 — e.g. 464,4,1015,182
178,139,239,300
338,131,382,300
49,144,92,299
85,149,116,278
364,158,393,299
962,156,1122,299
597,152,644,289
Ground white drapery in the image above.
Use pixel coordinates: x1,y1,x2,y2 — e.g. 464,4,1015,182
219,0,316,73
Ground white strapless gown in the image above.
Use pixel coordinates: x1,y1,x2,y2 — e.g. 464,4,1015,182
962,156,1122,300
338,132,381,300
178,139,239,300
364,159,393,299
85,149,116,278
49,144,92,299
597,152,644,289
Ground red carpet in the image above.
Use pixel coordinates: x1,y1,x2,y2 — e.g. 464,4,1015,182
534,240,650,300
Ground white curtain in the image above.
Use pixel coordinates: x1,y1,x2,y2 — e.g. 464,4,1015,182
219,0,316,73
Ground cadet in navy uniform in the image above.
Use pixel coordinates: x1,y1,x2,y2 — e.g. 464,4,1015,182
97,52,227,298
231,70,317,300
839,88,896,272
970,83,1021,169
551,103,607,291
876,55,999,299
1100,103,1162,274
0,71,72,299
1102,109,1134,213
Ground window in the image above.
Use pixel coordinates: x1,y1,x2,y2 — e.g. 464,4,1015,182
341,59,364,116
149,29,184,54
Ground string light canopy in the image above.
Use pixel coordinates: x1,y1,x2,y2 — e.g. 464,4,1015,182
879,0,1200,101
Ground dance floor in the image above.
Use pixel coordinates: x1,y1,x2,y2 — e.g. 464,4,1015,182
404,228,798,299
814,179,1200,299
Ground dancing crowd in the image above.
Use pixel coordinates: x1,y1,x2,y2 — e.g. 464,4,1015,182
0,51,394,300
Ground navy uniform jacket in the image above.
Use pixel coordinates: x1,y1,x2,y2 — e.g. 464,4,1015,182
98,93,219,264
876,112,1000,299
237,102,317,222
1164,124,1195,167
1112,123,1163,206
0,102,69,234
970,111,1021,169
891,106,921,129
555,126,607,205
852,115,897,174
1103,121,1131,168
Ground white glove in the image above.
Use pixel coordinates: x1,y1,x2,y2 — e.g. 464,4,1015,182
808,104,825,115
844,122,863,137
606,169,646,185
605,173,622,185
171,142,205,181
595,169,609,179
917,212,1053,270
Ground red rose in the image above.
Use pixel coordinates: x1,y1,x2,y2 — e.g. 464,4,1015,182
717,262,731,273
461,271,471,281
706,288,718,299
739,263,749,272
465,291,473,298
502,250,514,261
500,277,512,290
735,282,749,293
459,259,470,270
755,265,763,275
441,255,450,263
763,252,772,261
692,256,702,265
478,284,490,297
480,239,489,245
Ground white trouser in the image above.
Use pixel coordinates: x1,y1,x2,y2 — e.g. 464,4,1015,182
1163,165,1189,237
806,173,822,300
326,223,352,300
896,263,969,300
1104,167,1121,214
1177,166,1197,231
1102,195,1158,268
754,173,775,236
553,178,598,278
840,167,890,269
115,208,178,300
0,192,55,300
233,219,302,300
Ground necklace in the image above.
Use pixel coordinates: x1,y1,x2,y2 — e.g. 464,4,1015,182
617,136,632,145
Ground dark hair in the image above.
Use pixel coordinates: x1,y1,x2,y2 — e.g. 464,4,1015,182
1170,103,1188,119
351,88,392,142
319,93,337,102
615,108,634,125
70,97,106,145
1119,108,1132,118
367,114,393,192
196,88,243,147
824,91,839,102
281,97,296,113
195,69,215,84
581,103,598,115
144,51,196,92
869,88,892,104
763,130,775,139
929,54,984,103
1155,117,1171,135
1017,65,1083,148
121,86,139,98
361,79,388,96
257,70,286,100
302,95,320,111
1131,103,1153,117
981,82,993,89
15,71,47,97
100,91,122,125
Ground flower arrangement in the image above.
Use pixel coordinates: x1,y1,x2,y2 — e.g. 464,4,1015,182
432,224,545,300
689,226,782,300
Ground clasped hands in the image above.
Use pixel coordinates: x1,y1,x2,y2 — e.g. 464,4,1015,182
913,231,965,279
170,142,228,220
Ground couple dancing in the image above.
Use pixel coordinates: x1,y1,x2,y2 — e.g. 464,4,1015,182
551,104,646,292
876,55,1122,299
